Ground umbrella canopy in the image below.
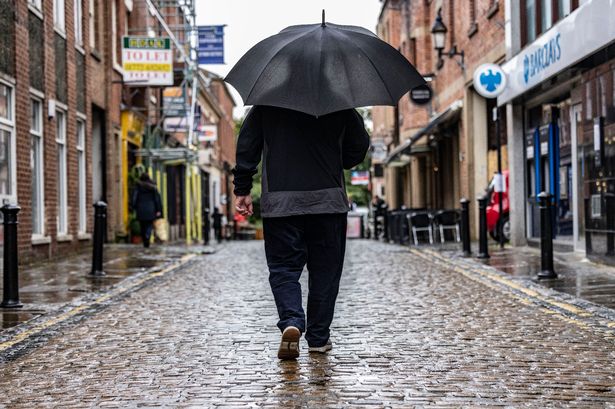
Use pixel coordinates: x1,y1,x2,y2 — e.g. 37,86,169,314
225,13,425,117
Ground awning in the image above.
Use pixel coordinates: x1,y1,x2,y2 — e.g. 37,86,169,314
384,100,463,166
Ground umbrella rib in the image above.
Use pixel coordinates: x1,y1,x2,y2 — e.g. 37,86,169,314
334,29,396,103
244,28,320,104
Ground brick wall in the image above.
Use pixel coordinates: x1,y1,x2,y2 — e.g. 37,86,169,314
4,0,123,264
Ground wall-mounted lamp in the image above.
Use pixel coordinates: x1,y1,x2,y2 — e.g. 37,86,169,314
431,8,465,70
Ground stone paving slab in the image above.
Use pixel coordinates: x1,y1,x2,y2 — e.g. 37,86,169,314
0,240,613,407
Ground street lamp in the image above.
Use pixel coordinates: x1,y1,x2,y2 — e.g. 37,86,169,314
431,8,465,70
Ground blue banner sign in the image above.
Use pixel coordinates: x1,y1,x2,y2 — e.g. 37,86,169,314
197,25,225,65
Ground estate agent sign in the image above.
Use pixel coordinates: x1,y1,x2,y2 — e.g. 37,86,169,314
122,36,173,86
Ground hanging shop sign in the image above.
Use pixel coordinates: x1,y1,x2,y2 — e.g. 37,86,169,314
351,171,370,186
197,26,225,65
122,36,173,86
409,84,433,105
162,87,188,117
499,1,615,104
473,63,507,99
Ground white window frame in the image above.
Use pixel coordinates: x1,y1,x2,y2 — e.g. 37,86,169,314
76,116,87,234
30,96,45,237
89,0,96,50
74,0,83,46
56,108,68,236
0,80,16,204
54,0,66,34
111,0,122,72
28,0,44,18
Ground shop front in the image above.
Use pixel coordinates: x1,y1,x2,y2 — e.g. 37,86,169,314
500,0,615,263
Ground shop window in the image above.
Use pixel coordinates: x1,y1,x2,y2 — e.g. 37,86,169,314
31,98,45,236
585,82,593,120
56,110,68,235
599,74,607,119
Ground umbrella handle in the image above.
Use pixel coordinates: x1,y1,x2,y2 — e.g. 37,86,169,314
322,9,326,27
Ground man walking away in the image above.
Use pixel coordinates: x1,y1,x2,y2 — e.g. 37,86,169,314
212,207,223,243
131,173,162,248
233,106,369,359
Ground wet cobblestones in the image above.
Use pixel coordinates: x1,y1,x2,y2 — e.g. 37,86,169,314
0,240,614,407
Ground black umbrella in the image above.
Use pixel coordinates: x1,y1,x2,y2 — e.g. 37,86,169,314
225,11,425,117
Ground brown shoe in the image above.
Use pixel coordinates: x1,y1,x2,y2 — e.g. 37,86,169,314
277,326,301,360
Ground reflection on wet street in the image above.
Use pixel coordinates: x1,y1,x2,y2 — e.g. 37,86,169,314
0,241,612,407
0,244,212,330
482,247,615,309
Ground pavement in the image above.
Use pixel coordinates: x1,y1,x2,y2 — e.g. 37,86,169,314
433,243,615,310
0,243,215,331
0,240,613,407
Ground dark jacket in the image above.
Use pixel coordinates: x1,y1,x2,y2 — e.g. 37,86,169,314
233,106,370,217
131,181,162,222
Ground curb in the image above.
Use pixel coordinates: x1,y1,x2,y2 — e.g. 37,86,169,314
0,253,199,360
409,247,615,341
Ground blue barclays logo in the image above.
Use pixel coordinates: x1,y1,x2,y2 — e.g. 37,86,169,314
523,33,562,84
479,69,502,92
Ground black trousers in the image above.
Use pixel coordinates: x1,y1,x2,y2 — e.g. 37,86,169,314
140,220,154,248
263,213,347,347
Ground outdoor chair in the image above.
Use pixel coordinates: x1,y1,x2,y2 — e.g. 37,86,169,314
433,210,461,243
407,212,434,245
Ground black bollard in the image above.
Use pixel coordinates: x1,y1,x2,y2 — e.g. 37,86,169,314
203,208,210,245
460,198,471,257
606,193,614,256
1,204,22,308
477,195,490,259
537,192,557,279
91,201,107,276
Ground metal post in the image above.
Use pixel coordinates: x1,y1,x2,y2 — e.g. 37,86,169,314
494,106,505,249
460,198,471,257
91,201,107,276
477,195,490,259
1,204,22,308
605,193,614,256
537,192,557,279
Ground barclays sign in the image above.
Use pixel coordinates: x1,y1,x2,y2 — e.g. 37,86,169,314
498,0,615,105
523,33,561,84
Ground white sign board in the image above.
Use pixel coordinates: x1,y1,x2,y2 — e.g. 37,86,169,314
122,36,173,86
473,63,507,99
498,0,615,105
197,125,218,142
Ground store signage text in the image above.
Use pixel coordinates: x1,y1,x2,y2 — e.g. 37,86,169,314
122,36,173,86
523,33,561,85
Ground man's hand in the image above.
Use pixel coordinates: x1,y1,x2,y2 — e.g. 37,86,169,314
235,195,254,217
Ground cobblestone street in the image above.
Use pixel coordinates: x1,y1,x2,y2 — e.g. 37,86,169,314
0,240,614,407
